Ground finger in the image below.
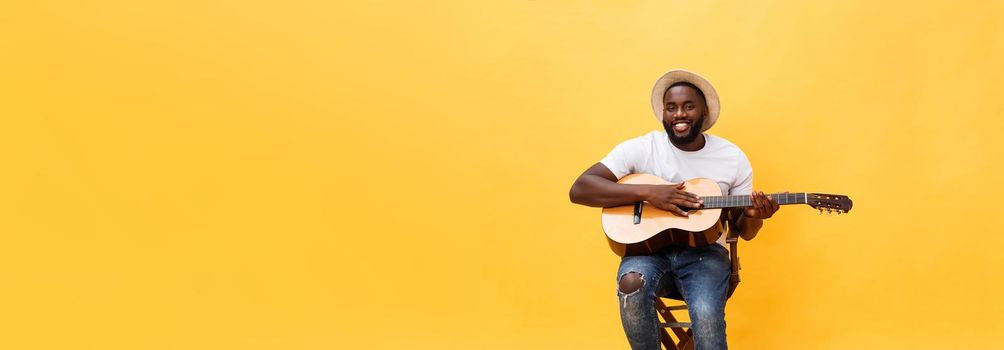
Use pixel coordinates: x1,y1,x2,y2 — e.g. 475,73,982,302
675,182,685,189
672,186,698,201
744,193,757,217
673,197,702,209
688,194,703,208
669,204,688,217
756,191,768,216
764,192,774,214
763,193,775,216
682,193,703,206
761,191,770,213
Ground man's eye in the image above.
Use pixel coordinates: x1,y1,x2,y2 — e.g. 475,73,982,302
686,105,695,110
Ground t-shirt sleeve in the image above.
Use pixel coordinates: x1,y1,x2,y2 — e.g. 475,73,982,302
599,138,643,180
730,150,753,196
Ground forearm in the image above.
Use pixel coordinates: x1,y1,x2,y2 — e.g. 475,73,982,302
569,174,651,208
731,208,763,240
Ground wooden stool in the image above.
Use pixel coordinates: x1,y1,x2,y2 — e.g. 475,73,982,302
656,298,695,350
655,231,742,350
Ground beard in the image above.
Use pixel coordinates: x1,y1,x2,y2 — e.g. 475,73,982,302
663,115,705,146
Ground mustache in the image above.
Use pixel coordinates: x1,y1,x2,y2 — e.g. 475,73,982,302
664,115,705,144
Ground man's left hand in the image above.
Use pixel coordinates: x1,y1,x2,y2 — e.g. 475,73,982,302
743,191,781,220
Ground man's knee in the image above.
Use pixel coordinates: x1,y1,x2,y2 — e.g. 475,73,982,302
618,272,644,294
688,300,725,321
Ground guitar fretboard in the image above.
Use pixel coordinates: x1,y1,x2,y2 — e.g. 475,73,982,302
701,192,806,209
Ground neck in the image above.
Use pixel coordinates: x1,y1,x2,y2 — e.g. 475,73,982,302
670,133,706,151
701,193,808,209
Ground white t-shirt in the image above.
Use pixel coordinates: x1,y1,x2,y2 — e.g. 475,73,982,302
599,130,754,246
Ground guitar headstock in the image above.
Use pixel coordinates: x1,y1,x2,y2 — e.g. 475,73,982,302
807,193,853,214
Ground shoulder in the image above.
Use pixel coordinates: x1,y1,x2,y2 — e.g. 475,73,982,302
600,130,664,179
612,130,665,149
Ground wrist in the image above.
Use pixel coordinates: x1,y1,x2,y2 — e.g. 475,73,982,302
635,184,654,202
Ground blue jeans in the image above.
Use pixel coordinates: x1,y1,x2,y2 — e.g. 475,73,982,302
616,244,731,350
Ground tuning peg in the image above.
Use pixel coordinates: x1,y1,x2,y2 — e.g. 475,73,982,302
826,208,832,215
818,208,823,215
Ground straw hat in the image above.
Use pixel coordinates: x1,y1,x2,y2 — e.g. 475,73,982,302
650,69,720,131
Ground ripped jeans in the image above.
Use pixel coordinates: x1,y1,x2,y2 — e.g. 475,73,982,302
616,244,731,350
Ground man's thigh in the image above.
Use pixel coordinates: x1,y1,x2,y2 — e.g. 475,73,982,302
615,254,673,296
672,244,731,305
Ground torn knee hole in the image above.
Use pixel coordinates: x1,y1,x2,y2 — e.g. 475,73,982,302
618,271,644,294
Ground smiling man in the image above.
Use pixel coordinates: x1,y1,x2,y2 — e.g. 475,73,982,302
568,70,779,350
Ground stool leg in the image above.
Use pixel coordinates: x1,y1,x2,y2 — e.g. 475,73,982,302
679,329,694,350
659,328,679,350
656,298,694,350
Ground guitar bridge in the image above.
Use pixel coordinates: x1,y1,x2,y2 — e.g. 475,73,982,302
633,202,643,224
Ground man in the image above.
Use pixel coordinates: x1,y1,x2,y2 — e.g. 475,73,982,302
568,70,779,350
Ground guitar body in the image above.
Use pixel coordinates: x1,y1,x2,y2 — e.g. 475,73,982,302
602,174,727,256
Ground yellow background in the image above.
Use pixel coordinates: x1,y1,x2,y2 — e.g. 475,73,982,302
2,1,1003,349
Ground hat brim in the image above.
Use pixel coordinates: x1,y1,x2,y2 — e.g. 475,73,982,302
651,70,720,131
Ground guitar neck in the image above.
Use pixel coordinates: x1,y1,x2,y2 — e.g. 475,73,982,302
701,192,807,209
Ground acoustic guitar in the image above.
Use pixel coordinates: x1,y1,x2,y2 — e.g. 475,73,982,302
601,174,852,256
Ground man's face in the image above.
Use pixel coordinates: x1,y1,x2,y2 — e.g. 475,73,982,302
661,85,707,145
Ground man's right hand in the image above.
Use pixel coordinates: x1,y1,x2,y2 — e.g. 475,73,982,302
645,182,703,217
570,163,705,212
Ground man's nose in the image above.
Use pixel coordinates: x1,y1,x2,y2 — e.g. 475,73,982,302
673,109,686,118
